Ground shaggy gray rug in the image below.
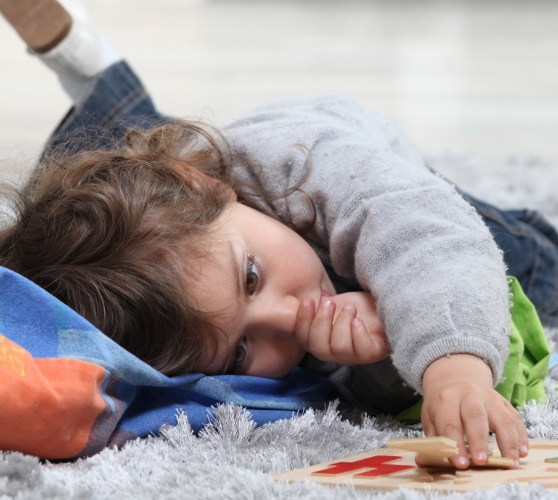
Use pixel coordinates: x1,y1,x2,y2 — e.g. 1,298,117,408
3,153,558,500
3,401,558,500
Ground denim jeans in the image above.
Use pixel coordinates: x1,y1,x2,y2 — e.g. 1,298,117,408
45,60,558,328
45,60,166,157
460,194,558,328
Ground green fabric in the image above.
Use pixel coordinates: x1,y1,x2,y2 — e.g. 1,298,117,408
395,276,550,423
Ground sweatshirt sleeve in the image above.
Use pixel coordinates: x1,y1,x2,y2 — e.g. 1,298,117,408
223,93,510,393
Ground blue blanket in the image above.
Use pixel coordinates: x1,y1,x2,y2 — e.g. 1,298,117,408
0,266,340,459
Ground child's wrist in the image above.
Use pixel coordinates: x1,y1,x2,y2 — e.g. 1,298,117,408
422,353,493,395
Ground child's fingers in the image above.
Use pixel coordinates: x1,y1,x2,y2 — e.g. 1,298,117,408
420,409,436,437
512,399,530,458
329,304,358,364
418,410,437,467
460,397,490,466
294,298,315,351
351,317,389,364
425,399,470,469
306,298,336,361
488,398,524,467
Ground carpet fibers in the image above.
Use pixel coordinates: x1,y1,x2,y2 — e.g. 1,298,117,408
2,154,558,499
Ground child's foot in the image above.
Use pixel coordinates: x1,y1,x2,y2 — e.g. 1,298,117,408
49,0,120,77
0,0,72,53
37,0,121,104
1,0,120,104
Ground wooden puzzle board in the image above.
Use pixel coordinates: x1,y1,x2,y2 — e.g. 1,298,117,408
274,439,558,492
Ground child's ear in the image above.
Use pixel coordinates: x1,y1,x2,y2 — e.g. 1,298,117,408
223,184,237,202
174,161,237,201
193,172,237,202
213,179,236,202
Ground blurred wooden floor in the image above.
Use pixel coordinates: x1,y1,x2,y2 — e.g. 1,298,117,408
1,0,557,179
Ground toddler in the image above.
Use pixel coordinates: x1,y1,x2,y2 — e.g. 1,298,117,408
4,0,556,468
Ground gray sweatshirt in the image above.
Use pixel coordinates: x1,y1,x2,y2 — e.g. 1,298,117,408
223,93,510,412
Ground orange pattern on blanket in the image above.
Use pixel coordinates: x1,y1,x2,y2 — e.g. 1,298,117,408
0,335,108,459
0,334,26,376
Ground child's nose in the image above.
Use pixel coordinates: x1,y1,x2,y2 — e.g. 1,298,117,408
258,295,300,338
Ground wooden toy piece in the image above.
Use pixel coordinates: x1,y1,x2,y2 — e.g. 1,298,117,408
274,438,558,493
530,442,558,449
312,455,414,478
387,436,457,468
0,0,71,52
484,456,515,467
387,436,514,468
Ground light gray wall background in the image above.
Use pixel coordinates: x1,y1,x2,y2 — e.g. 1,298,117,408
1,0,557,180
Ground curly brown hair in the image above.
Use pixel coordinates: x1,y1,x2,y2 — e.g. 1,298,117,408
0,121,315,376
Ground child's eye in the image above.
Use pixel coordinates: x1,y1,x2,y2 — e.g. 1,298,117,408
246,255,260,294
233,339,247,367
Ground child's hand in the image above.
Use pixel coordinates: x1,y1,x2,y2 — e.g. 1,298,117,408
294,291,390,365
421,354,529,469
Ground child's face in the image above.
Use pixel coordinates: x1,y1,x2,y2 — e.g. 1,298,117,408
191,201,336,378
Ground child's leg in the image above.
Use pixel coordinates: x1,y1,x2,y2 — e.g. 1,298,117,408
1,0,166,164
1,0,120,105
463,192,558,328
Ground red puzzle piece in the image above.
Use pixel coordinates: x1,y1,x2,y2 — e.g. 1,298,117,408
312,456,415,478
